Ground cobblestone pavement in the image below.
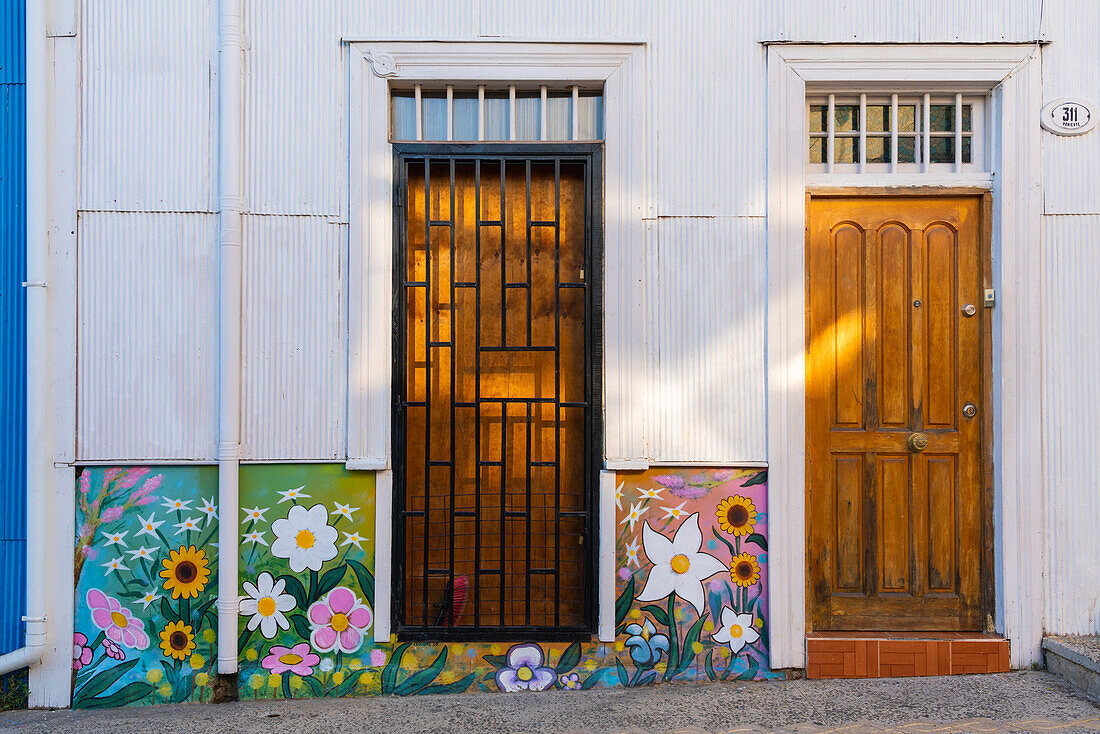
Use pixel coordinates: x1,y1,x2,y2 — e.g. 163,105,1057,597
1,671,1098,734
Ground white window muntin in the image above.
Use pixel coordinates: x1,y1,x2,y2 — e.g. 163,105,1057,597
807,93,986,175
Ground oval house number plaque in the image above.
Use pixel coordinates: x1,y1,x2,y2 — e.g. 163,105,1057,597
1040,98,1097,135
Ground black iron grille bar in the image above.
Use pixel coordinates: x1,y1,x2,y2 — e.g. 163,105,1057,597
499,159,506,349
553,158,562,628
559,282,585,288
531,220,557,226
422,157,431,625
448,157,457,624
530,461,556,467
525,399,532,627
406,281,428,287
455,281,476,288
525,160,533,348
473,158,482,628
479,346,555,352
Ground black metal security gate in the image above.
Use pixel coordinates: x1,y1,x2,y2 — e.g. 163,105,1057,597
393,143,602,640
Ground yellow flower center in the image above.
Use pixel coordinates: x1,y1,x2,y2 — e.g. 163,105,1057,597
257,596,277,617
110,611,129,628
670,554,691,574
278,653,303,666
331,613,350,632
296,529,315,549
731,624,743,638
516,666,533,681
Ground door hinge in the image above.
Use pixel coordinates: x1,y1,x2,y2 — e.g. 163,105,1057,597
983,288,996,308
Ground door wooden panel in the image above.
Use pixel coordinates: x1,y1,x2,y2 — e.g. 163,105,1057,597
807,195,986,632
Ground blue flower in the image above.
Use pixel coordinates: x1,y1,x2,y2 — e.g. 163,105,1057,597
624,618,670,666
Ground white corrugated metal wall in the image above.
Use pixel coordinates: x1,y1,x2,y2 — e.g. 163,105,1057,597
74,0,1098,634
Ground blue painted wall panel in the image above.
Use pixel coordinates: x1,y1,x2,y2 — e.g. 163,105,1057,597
0,0,27,657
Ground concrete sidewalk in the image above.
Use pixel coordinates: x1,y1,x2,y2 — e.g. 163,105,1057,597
1,670,1098,734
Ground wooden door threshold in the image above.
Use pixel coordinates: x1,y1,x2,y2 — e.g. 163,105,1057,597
806,632,1010,679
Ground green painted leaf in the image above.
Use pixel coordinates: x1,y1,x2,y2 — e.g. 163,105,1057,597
237,625,254,655
303,676,323,697
79,681,153,709
291,613,312,642
640,604,670,628
332,668,366,697
414,672,476,695
705,650,718,681
579,668,605,690
711,527,737,556
316,565,347,599
346,558,375,607
481,654,507,668
192,596,218,627
73,658,140,704
159,597,177,623
637,670,658,686
614,575,635,626
615,659,629,687
745,533,768,551
554,642,582,674
394,647,448,695
279,574,308,611
281,672,293,699
677,613,709,674
381,643,410,694
738,657,759,681
742,470,768,486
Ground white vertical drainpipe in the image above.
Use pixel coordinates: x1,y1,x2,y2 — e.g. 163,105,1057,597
0,0,51,680
217,0,244,677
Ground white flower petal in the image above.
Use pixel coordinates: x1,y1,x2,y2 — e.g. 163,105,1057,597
636,563,677,603
688,550,727,582
720,606,736,628
641,521,674,566
672,513,703,555
712,626,731,644
673,573,706,614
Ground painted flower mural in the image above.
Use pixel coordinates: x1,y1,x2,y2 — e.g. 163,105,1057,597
495,644,556,692
240,572,296,638
308,587,372,654
271,503,339,573
72,467,219,708
636,512,726,614
713,607,761,654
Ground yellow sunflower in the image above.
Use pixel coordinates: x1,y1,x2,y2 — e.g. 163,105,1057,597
730,552,761,588
716,495,757,537
159,545,210,599
159,621,196,661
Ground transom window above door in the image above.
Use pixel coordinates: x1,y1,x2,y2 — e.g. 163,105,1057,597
392,85,604,142
807,93,985,174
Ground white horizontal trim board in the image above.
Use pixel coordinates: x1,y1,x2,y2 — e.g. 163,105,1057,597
767,44,1043,670
347,41,648,470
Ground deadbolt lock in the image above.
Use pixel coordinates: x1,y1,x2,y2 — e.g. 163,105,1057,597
963,403,977,418
962,303,977,317
906,432,929,452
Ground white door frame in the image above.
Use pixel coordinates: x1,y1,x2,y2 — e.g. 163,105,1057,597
765,44,1044,669
346,41,648,642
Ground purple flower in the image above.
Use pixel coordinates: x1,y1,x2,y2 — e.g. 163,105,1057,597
72,633,93,671
128,475,161,504
100,506,124,523
495,644,555,692
103,638,125,660
81,545,97,560
135,495,156,507
102,468,122,486
651,474,686,491
559,672,580,690
79,470,91,494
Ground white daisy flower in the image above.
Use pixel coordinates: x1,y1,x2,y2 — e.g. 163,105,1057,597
636,512,727,614
126,546,155,560
712,607,761,654
319,657,335,672
102,557,128,573
241,506,269,524
615,482,625,511
162,498,192,512
242,530,268,546
639,487,664,500
103,530,128,547
620,501,644,532
276,486,310,504
240,572,296,639
333,502,359,522
135,514,164,538
271,504,338,573
199,497,218,522
662,501,689,520
340,531,366,550
138,591,161,610
173,516,202,535
625,538,641,568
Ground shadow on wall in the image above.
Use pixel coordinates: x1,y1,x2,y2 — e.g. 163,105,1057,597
71,465,774,707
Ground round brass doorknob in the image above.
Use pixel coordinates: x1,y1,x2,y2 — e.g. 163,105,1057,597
906,432,929,452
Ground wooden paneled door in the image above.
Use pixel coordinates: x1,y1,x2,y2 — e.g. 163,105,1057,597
807,194,990,632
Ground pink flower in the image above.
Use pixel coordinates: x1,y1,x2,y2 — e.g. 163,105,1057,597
118,468,150,490
103,638,125,660
79,470,91,494
102,468,122,486
369,648,387,667
128,475,161,504
307,586,373,654
81,545,97,560
86,589,149,650
134,495,156,507
261,643,319,676
72,633,93,671
100,506,124,523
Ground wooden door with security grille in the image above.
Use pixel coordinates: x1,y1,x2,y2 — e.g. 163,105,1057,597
807,195,989,631
394,144,601,639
